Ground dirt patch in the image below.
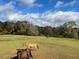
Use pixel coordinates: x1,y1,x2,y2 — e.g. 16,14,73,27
32,51,57,59
38,42,70,48
46,43,70,48
47,43,60,48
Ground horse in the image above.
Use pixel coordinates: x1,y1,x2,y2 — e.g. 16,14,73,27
11,48,33,59
23,42,39,50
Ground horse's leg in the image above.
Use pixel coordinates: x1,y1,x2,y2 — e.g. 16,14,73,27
29,49,33,58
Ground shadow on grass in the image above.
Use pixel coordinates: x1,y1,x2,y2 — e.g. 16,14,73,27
10,56,18,59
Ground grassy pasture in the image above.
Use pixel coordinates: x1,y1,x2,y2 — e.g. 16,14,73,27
0,35,79,59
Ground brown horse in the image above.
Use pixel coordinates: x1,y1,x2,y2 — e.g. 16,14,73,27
17,48,33,59
17,49,29,59
11,48,33,59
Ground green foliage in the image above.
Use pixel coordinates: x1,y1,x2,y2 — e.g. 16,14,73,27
27,25,39,36
14,21,29,35
0,21,79,39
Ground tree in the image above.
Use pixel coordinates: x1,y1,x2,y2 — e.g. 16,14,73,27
0,21,3,32
14,21,29,35
27,24,39,36
55,26,67,37
72,28,78,39
63,21,79,39
1,21,14,34
42,26,53,37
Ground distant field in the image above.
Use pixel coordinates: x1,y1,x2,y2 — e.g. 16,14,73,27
0,35,79,59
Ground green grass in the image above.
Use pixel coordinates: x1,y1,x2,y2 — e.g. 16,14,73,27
0,35,79,59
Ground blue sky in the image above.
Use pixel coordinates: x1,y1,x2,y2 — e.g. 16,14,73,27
0,0,79,27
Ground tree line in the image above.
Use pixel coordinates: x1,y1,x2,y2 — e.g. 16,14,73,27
0,21,79,39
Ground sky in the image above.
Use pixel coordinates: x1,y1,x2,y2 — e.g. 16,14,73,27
0,0,79,27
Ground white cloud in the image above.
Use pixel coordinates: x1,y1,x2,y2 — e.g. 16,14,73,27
0,0,79,27
20,0,36,7
34,3,43,7
0,11,51,26
0,1,78,27
20,0,43,7
0,2,14,12
1,11,79,27
54,0,78,12
55,1,64,9
42,11,79,26
63,0,77,7
54,1,63,12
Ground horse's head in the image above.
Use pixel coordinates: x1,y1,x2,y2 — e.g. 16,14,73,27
17,49,29,59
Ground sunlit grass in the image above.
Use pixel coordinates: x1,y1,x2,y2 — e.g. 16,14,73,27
0,35,79,59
